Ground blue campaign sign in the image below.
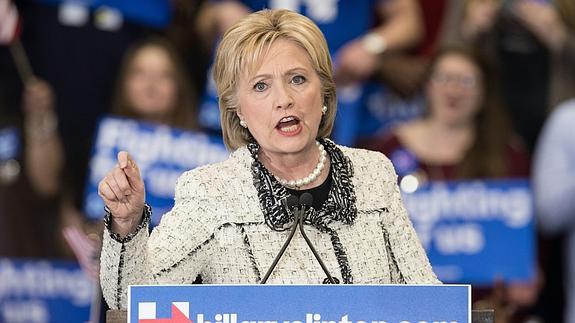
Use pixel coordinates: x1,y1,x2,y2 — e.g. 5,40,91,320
0,258,94,323
84,116,229,225
402,179,535,285
129,284,470,323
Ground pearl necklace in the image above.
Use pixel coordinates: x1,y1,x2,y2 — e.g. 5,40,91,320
274,141,327,189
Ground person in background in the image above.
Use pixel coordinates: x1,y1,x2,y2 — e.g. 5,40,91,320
458,2,575,320
98,9,439,310
456,0,575,151
362,46,529,181
361,46,539,323
370,0,467,100
110,36,199,130
0,78,65,258
164,0,212,98
533,98,575,323
61,36,200,277
511,0,575,109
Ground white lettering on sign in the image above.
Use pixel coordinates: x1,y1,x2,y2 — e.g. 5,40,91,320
269,0,339,23
0,260,92,306
403,182,532,229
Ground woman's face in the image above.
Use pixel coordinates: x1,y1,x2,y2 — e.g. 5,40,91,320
125,45,178,120
237,39,323,158
426,53,484,126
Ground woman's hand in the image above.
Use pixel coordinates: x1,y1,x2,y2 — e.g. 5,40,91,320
334,37,380,85
98,151,146,237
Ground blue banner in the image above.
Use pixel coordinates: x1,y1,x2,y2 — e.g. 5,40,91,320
129,284,470,323
84,116,229,225
402,179,535,284
35,0,171,27
0,258,94,323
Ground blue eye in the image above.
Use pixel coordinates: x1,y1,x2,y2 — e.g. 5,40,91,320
291,75,306,85
253,82,268,92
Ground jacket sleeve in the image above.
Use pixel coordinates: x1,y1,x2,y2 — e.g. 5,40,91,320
99,170,218,309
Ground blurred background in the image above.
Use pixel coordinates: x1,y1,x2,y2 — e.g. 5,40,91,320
1,0,574,322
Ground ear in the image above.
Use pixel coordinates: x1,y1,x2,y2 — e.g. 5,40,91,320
236,108,244,120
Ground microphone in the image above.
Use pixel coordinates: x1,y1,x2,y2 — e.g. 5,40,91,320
300,192,313,209
260,195,301,284
297,193,338,284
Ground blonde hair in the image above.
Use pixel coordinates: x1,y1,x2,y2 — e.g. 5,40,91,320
213,9,337,150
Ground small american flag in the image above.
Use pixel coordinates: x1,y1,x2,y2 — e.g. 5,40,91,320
0,0,21,45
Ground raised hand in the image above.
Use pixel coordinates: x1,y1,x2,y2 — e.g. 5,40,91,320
334,37,380,85
98,151,146,237
513,0,567,52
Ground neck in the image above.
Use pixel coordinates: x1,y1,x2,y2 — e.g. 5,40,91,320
259,141,330,189
415,117,475,164
426,116,475,142
142,111,172,126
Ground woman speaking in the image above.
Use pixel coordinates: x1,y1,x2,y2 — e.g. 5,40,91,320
98,9,439,310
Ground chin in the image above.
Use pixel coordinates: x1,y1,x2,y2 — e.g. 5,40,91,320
273,137,315,154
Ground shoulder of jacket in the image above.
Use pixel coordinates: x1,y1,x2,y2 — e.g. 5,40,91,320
338,145,393,173
173,146,252,198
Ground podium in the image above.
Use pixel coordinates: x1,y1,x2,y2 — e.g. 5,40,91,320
106,309,494,323
106,284,489,323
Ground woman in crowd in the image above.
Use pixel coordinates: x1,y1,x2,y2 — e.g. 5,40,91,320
362,46,529,183
111,36,199,129
98,9,439,310
362,46,537,322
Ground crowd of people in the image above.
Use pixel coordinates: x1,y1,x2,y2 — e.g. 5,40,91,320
1,0,575,322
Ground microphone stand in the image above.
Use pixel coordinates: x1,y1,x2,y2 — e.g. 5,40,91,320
260,193,338,284
297,193,338,284
260,195,301,284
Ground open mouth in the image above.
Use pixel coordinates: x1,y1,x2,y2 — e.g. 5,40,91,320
443,98,461,110
276,116,301,134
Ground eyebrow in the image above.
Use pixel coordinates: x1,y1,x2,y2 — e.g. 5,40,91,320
248,67,310,83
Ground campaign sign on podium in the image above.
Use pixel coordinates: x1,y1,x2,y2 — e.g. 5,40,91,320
84,116,229,225
403,179,535,284
129,284,470,323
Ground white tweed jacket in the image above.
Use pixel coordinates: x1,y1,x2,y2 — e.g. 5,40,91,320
100,144,440,309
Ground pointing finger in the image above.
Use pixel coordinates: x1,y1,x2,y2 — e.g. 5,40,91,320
124,159,143,190
117,151,129,169
116,151,143,191
112,166,132,196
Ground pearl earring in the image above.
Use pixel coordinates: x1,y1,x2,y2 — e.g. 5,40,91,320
321,105,328,115
240,120,248,128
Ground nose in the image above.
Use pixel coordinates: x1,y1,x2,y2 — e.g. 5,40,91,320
444,83,462,96
273,82,294,110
